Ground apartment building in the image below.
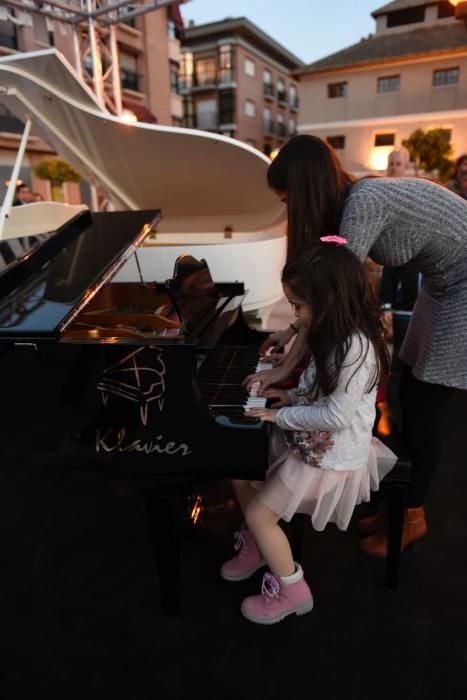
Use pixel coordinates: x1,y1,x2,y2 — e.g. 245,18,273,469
179,17,303,155
296,0,467,174
0,2,184,202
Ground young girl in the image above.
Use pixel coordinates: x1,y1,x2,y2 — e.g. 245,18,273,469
221,238,397,625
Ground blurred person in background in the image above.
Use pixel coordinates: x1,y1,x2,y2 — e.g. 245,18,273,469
446,154,467,200
13,182,35,206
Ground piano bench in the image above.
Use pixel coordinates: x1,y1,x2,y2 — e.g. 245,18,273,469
290,421,412,592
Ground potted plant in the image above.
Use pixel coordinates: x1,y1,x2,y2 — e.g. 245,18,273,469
33,158,81,202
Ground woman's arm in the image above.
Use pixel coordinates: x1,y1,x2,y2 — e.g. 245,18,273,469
275,337,375,432
244,323,308,391
339,188,386,261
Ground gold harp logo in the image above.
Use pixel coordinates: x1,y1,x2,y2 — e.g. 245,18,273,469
97,347,166,426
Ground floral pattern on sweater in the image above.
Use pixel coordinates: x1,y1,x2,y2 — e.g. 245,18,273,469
284,429,335,468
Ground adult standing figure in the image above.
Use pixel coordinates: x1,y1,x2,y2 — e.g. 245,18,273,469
386,145,410,178
245,134,467,558
446,154,467,199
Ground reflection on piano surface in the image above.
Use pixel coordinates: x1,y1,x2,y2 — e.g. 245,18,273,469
0,209,272,614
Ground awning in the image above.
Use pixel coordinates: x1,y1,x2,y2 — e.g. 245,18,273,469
122,99,158,124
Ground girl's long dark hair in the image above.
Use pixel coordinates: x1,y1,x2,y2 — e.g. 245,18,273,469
268,135,355,261
282,243,390,400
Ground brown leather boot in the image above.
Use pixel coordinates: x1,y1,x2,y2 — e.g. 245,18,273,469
357,505,387,536
359,507,428,559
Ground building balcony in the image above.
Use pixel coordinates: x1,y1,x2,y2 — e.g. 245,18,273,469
263,84,275,100
289,97,299,112
179,74,237,93
276,123,287,138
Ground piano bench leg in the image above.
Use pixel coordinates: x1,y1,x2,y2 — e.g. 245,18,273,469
384,483,407,592
144,489,182,616
290,513,306,562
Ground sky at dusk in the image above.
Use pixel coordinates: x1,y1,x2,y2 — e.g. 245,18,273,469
181,0,383,65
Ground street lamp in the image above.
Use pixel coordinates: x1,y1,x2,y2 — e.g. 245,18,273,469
449,0,467,25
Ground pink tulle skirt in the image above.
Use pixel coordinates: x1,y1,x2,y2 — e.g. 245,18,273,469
252,427,398,531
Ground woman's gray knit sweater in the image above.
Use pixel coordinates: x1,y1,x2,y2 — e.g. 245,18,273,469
339,177,467,389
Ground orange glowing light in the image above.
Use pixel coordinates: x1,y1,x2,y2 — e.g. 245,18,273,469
120,109,138,124
190,495,203,525
375,402,392,437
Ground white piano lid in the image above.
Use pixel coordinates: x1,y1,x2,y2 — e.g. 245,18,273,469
1,202,88,240
0,50,286,234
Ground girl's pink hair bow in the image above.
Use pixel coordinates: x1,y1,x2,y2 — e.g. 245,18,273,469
320,235,348,246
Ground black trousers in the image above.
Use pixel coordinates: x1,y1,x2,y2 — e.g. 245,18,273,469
399,363,467,507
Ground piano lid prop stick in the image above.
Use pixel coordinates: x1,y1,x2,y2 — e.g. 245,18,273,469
134,249,144,284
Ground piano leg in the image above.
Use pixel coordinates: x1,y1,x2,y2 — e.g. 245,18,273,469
143,487,182,616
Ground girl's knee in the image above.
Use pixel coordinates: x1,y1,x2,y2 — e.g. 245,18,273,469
245,499,278,531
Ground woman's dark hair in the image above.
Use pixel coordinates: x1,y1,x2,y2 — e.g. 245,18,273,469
282,242,390,400
455,154,467,172
268,135,355,261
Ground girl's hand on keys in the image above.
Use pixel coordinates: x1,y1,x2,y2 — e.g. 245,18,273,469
243,366,292,392
245,407,278,423
262,388,291,408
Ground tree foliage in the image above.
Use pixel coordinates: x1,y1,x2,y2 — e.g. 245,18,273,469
402,128,453,180
33,159,81,185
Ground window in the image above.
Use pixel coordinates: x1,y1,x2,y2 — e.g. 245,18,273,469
387,7,425,27
377,75,400,93
433,68,459,86
289,84,298,109
277,78,286,103
0,104,24,134
328,82,348,98
288,118,296,137
244,99,256,118
219,45,235,83
122,16,136,28
194,58,216,86
179,53,193,90
327,135,346,150
120,53,139,91
196,98,217,130
263,144,272,157
167,6,181,39
374,133,395,147
170,61,179,94
263,107,273,133
244,57,256,77
167,20,177,40
219,90,235,124
276,112,286,138
263,69,274,97
0,16,18,50
183,96,195,128
438,1,455,19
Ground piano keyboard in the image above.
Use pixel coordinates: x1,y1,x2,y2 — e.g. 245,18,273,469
198,346,272,421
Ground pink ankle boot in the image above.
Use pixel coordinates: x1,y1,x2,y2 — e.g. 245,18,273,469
220,529,265,581
241,564,313,625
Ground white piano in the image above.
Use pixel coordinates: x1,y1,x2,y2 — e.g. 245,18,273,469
0,49,286,324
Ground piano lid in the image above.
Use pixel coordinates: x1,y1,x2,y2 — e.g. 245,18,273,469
0,209,160,339
0,50,286,234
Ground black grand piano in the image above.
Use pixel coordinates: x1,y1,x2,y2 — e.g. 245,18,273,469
0,209,271,613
